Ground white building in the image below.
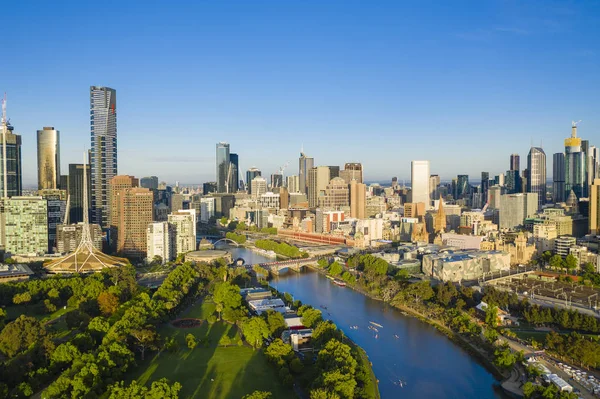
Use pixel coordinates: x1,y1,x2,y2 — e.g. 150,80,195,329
147,222,172,263
200,197,215,223
259,192,280,209
287,175,300,193
251,177,267,199
411,160,430,206
355,218,384,242
168,209,197,256
440,233,484,250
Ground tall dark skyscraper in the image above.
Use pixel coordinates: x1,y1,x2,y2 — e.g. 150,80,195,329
510,154,520,172
246,168,261,194
216,142,230,193
0,122,22,198
68,163,91,224
299,152,314,195
456,174,469,199
230,153,239,193
481,172,489,204
90,86,117,228
37,127,60,190
140,176,158,190
527,147,546,209
553,152,566,203
565,123,587,199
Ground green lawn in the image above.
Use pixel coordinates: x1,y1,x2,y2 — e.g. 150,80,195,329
126,302,294,399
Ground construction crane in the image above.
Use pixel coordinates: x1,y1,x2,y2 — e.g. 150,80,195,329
572,120,582,128
278,162,289,188
63,194,71,225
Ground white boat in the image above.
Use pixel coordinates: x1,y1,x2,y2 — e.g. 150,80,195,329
369,321,383,328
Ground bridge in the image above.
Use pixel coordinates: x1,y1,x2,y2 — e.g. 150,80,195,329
213,238,241,247
258,257,319,275
478,265,538,285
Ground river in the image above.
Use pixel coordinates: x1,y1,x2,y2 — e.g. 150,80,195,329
224,245,504,399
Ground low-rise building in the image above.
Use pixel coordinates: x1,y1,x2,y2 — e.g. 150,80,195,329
422,250,510,282
248,298,287,315
554,236,576,257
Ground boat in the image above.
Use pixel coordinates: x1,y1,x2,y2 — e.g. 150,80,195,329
326,275,335,280
369,321,383,328
332,279,347,287
394,334,400,339
320,305,328,310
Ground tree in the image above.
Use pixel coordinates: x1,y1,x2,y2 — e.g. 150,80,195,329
108,378,181,399
264,310,286,336
318,258,329,269
313,320,341,348
485,304,499,328
329,261,343,276
12,292,32,306
493,345,516,370
98,291,120,316
130,327,159,360
66,309,90,330
0,315,46,358
242,391,272,399
301,308,323,328
242,317,270,348
565,254,578,272
550,254,565,270
310,389,341,399
405,281,434,304
213,282,242,319
186,333,197,349
51,342,81,367
316,339,357,399
265,339,293,364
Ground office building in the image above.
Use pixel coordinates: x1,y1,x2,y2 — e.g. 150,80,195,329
339,163,363,184
140,176,158,190
56,223,102,254
423,250,510,282
146,222,172,264
168,209,196,256
410,160,430,206
3,197,48,256
271,173,283,188
319,177,349,209
327,166,340,179
555,236,576,258
109,175,139,245
0,121,22,197
481,172,489,204
170,193,185,213
90,86,117,228
246,168,261,194
591,179,600,235
37,127,60,190
299,152,314,195
203,182,217,195
429,175,440,201
116,187,153,258
308,166,331,208
39,189,67,253
553,153,566,203
527,147,546,209
216,142,231,193
68,163,91,224
499,193,538,230
564,123,587,199
260,192,280,209
200,197,215,223
589,146,600,184
287,175,300,193
250,177,267,199
229,153,239,193
456,175,469,199
510,154,520,172
505,170,520,194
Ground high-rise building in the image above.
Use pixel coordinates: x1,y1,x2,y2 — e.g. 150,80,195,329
168,209,196,256
588,146,600,185
456,175,469,199
350,180,366,219
271,173,283,188
250,177,267,199
39,189,67,253
37,127,60,190
216,142,230,193
109,175,139,232
90,86,117,228
203,182,217,195
200,197,215,223
319,177,349,209
0,122,22,198
116,187,153,258
327,166,340,179
287,175,300,193
56,223,102,254
146,222,172,264
410,161,430,206
68,163,91,224
527,147,546,209
498,193,538,230
481,172,489,204
510,154,520,172
140,176,159,190
565,123,587,199
590,179,600,235
3,197,48,256
246,168,261,194
505,170,521,194
553,153,566,203
429,175,440,201
299,152,314,195
229,153,239,193
308,166,331,208
339,163,363,184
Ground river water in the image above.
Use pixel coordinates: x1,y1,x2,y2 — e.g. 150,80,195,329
225,245,504,399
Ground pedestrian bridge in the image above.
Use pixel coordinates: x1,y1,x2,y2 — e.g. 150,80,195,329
258,257,319,275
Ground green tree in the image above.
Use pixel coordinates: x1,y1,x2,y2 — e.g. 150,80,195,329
242,317,270,348
329,261,343,276
66,309,90,330
12,292,32,306
213,282,242,319
318,258,329,269
264,310,286,336
493,345,516,370
310,389,341,399
405,281,434,304
550,254,565,269
316,339,357,399
313,320,341,348
108,378,181,399
0,315,47,358
130,326,159,360
51,342,81,367
242,391,272,399
265,339,293,364
565,254,578,272
301,308,323,328
485,304,499,328
186,333,197,349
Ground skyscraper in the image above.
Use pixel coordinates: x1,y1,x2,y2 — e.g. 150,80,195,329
553,153,566,203
299,152,314,195
3,197,48,256
287,175,300,193
308,166,331,208
590,179,600,235
146,222,172,264
429,175,440,201
216,142,230,193
350,179,366,219
116,187,153,258
140,176,159,190
0,122,22,198
271,173,283,188
250,177,267,198
109,175,139,250
411,161,430,205
527,147,546,209
456,175,469,199
565,122,587,199
340,163,363,184
37,127,60,190
229,153,239,193
246,167,261,194
510,154,520,172
90,86,117,228
68,163,91,224
481,172,489,204
168,209,196,256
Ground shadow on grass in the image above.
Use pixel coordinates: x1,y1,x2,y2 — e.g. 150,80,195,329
231,349,296,398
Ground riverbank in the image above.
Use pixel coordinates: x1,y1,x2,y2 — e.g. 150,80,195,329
304,264,508,382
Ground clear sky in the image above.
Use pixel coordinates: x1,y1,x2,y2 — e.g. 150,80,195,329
4,0,600,186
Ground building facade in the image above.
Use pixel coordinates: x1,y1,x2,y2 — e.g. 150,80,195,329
410,160,430,206
590,179,600,234
339,163,363,184
37,127,60,190
319,177,349,209
90,86,117,228
200,197,215,223
527,147,546,210
499,193,538,230
169,209,196,256
246,168,261,194
553,152,566,203
146,222,172,264
350,180,366,219
216,142,230,193
299,152,314,195
56,223,102,254
116,187,153,258
140,176,158,190
0,123,22,197
3,197,48,256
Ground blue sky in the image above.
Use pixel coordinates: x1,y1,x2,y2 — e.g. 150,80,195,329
4,0,599,185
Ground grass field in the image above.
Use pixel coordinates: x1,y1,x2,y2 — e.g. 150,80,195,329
126,301,294,399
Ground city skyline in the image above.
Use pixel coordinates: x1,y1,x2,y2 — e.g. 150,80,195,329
3,1,599,185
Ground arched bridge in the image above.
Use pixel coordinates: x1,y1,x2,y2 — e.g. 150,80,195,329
258,257,319,275
213,238,241,247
